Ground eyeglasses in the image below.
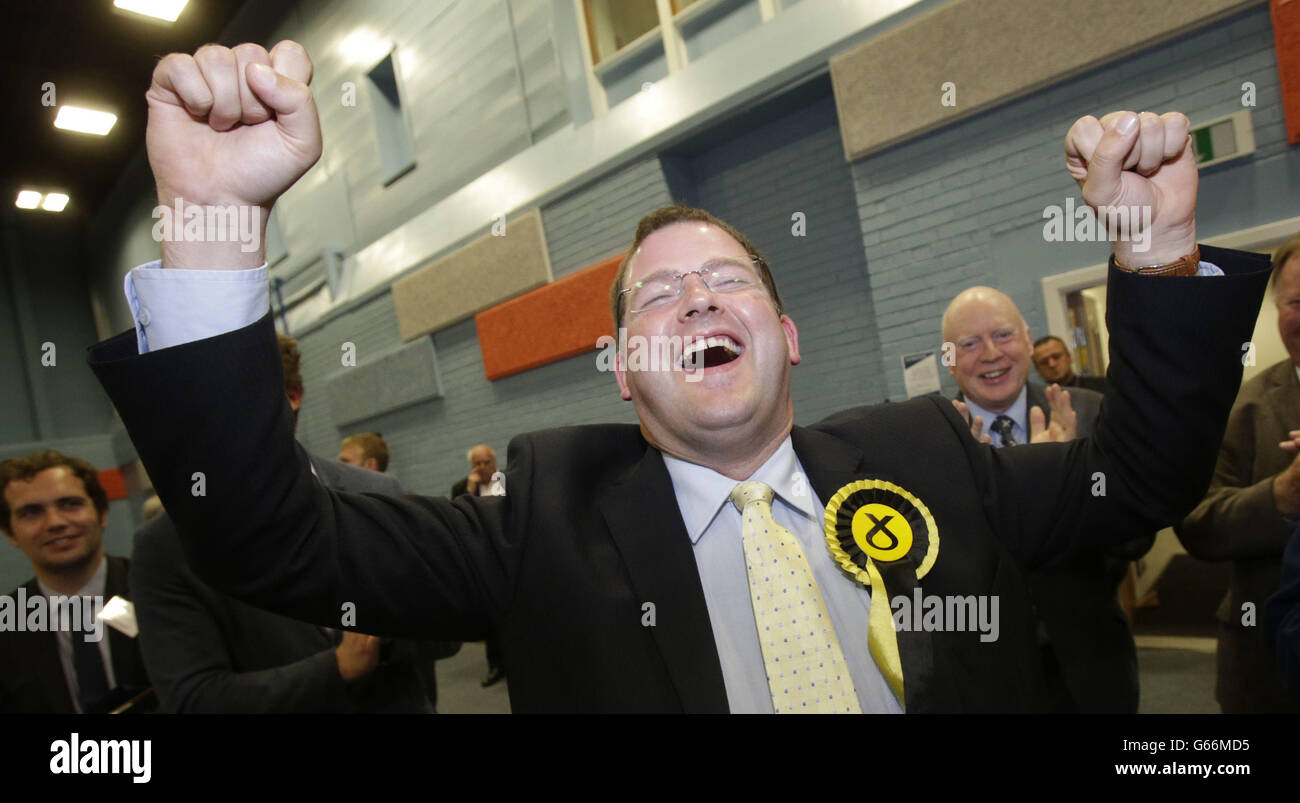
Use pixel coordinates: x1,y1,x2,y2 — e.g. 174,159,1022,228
619,256,767,315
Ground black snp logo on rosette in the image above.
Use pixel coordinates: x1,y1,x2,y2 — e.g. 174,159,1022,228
823,479,939,583
823,478,940,705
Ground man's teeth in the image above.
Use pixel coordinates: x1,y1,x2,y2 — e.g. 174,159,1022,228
682,336,742,367
981,368,1008,379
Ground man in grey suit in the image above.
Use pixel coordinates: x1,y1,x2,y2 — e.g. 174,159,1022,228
1180,232,1300,713
129,334,435,713
944,286,1149,713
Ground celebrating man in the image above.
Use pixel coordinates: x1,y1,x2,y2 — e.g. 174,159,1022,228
87,41,1269,712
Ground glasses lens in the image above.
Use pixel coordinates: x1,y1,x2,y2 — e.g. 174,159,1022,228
705,260,758,291
631,279,679,311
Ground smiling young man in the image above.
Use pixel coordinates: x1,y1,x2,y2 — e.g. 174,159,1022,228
85,41,1273,713
0,451,151,713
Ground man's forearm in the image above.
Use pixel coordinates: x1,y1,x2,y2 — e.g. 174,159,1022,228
1181,477,1295,561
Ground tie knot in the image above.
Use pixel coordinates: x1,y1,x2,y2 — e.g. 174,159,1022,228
730,480,774,513
990,414,1017,446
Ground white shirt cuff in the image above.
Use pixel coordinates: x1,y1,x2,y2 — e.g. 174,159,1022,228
126,261,270,354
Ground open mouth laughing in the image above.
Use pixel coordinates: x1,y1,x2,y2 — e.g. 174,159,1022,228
681,335,744,371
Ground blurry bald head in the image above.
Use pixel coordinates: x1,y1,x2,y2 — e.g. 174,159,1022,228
942,287,1033,414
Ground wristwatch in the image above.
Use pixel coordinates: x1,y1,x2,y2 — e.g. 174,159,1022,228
1113,247,1201,276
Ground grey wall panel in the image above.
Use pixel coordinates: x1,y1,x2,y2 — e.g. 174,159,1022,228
391,208,552,340
326,336,443,426
831,0,1260,160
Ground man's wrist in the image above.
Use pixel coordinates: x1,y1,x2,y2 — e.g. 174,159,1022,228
1112,225,1196,269
155,194,270,270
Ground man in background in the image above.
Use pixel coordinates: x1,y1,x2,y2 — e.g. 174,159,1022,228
452,444,498,499
130,334,434,712
1179,232,1300,713
339,432,390,473
451,443,505,687
1032,335,1111,395
0,451,152,713
944,287,1149,713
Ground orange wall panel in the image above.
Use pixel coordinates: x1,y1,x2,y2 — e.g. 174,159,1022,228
476,255,623,381
1275,0,1300,145
97,469,128,501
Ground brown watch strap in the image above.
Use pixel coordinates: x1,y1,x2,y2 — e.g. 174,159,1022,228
1114,247,1201,276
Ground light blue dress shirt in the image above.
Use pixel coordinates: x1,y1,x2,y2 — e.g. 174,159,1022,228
663,440,903,714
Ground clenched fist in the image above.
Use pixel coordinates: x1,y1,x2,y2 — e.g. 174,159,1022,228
1065,111,1197,267
146,41,323,269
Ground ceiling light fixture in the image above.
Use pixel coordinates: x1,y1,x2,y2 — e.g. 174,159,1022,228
15,191,42,210
113,0,190,23
41,193,70,212
54,105,118,136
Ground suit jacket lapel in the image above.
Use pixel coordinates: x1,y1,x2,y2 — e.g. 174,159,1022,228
22,579,75,713
597,446,728,713
791,426,938,713
1026,383,1050,428
104,556,147,689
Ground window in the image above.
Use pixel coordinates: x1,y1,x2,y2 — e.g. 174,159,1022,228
582,0,659,64
366,52,416,186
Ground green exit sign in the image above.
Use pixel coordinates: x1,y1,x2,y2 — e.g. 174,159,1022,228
1190,110,1255,168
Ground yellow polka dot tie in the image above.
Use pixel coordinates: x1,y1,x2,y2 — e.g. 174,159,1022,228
730,481,861,714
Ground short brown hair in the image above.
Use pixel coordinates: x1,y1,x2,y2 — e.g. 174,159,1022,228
609,205,784,333
1272,232,1300,290
0,450,108,535
342,433,390,472
278,333,303,397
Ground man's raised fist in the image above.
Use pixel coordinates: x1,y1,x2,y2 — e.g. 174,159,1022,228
1065,110,1198,267
146,41,322,268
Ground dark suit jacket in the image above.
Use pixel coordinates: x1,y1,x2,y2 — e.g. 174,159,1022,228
1074,374,1112,396
1179,357,1300,711
0,555,152,713
130,456,435,713
88,248,1270,712
956,382,1146,711
1023,382,1147,713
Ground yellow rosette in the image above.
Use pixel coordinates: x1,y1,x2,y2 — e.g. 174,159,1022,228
824,479,939,706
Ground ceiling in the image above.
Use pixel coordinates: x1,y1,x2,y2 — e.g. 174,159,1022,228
1,0,252,222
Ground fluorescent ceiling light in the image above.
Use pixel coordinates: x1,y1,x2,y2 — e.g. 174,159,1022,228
338,28,391,67
41,193,70,212
113,0,189,23
15,191,42,209
54,105,118,136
